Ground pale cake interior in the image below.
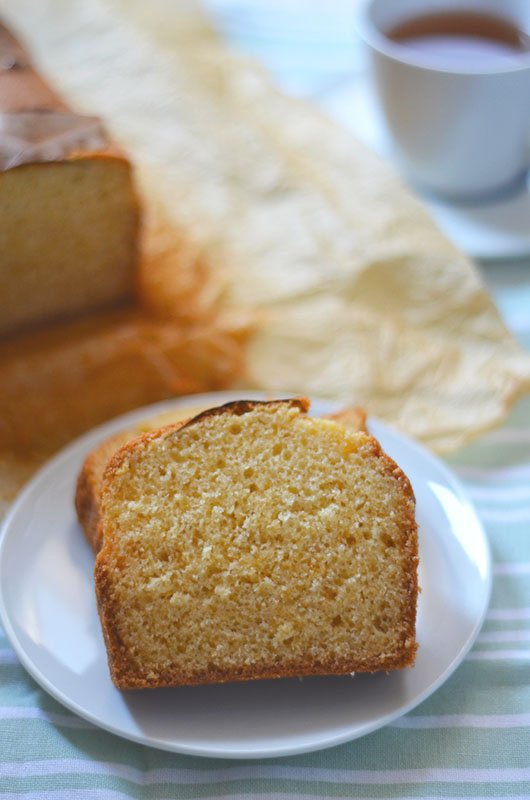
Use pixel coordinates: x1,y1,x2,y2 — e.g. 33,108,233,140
0,158,137,335
98,402,417,685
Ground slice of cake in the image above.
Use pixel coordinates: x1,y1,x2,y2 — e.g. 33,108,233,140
94,398,418,689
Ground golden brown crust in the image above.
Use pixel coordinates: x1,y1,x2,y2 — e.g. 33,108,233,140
93,398,418,689
355,433,419,674
180,396,310,430
75,430,134,553
75,467,100,553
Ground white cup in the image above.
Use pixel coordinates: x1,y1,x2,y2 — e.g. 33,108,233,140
357,0,530,202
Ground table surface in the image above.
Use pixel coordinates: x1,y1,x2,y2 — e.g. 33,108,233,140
2,2,530,796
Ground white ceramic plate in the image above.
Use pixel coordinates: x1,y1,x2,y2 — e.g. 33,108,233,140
0,391,491,759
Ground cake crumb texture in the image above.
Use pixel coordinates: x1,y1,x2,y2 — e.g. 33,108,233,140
96,399,418,688
0,157,138,336
76,403,367,554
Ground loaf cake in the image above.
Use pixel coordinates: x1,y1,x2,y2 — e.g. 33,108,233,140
94,398,418,689
76,403,366,553
0,22,139,337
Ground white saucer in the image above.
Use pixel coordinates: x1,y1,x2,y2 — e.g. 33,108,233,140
318,75,530,262
426,187,530,262
0,391,491,758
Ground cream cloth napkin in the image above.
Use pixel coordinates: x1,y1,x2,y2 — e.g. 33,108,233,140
3,0,530,452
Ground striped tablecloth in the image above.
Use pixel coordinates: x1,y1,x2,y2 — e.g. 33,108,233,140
2,2,530,796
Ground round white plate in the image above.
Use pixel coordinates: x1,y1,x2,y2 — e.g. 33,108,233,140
0,391,491,759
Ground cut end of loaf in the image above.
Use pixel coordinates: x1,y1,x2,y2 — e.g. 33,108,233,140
0,156,138,336
95,398,418,689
